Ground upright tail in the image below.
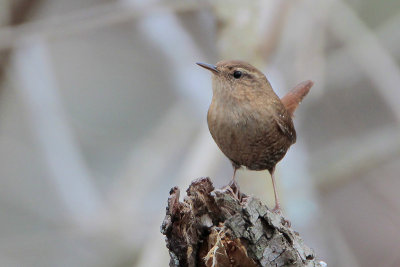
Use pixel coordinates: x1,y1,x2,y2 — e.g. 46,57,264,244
281,80,313,117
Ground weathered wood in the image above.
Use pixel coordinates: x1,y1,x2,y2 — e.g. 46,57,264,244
161,177,326,267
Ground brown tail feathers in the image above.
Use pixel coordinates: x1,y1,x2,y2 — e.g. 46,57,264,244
281,80,313,117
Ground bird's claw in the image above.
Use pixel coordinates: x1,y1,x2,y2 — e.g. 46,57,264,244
272,207,291,227
227,179,241,201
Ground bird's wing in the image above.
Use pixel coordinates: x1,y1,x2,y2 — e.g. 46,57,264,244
273,112,296,143
281,80,313,117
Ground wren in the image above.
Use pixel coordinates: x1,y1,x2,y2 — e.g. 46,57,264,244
197,60,313,212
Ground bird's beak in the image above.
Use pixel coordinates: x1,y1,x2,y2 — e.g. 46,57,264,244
196,62,219,74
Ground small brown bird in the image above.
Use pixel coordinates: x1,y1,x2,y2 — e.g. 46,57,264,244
197,60,313,212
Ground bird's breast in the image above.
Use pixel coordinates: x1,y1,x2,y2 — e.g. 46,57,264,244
207,97,291,170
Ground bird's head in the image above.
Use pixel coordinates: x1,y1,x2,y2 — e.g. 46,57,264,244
196,60,270,95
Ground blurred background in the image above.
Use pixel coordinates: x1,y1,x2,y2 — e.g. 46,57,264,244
0,0,399,266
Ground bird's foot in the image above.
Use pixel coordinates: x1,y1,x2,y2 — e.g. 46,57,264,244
227,179,241,201
272,205,291,227
272,205,281,213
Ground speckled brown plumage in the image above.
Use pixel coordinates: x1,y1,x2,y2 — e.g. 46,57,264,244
197,60,313,212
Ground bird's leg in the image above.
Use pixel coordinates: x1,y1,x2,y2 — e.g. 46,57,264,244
269,169,291,226
230,167,238,185
228,164,240,199
270,169,281,213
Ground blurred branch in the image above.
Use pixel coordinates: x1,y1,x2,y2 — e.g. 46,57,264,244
0,0,40,87
307,2,400,191
10,0,42,25
0,1,209,51
257,1,292,64
318,210,360,267
11,38,103,224
213,1,284,65
328,11,400,90
291,1,330,91
313,125,400,193
126,0,212,113
327,0,400,122
106,103,199,226
377,12,400,59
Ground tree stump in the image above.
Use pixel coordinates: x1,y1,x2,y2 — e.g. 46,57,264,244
161,177,326,267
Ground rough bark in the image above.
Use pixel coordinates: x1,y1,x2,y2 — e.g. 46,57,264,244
161,177,326,267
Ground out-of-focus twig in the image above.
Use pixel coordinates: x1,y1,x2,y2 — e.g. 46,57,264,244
306,1,400,192
105,103,199,230
327,11,400,93
313,125,400,193
257,1,292,64
327,0,400,122
11,38,103,224
0,1,209,51
0,0,41,86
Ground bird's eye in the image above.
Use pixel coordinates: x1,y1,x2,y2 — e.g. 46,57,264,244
233,70,242,79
